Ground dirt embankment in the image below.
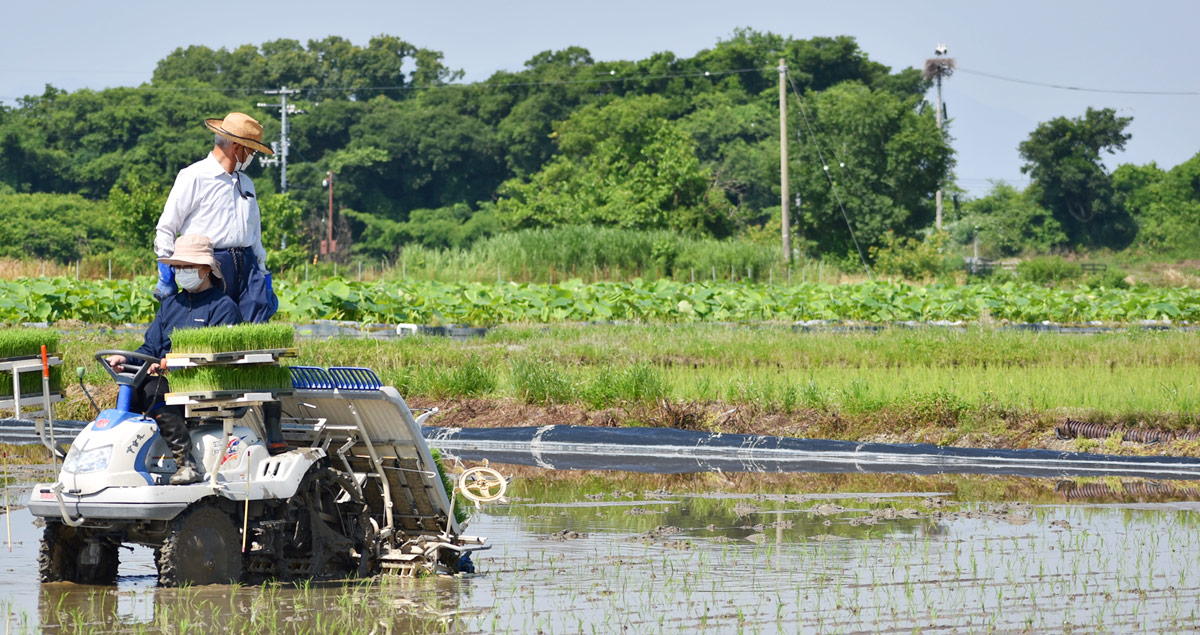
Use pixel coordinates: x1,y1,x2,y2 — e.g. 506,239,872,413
410,396,1200,458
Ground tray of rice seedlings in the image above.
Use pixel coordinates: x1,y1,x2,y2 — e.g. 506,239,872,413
166,323,297,367
0,328,64,404
164,364,295,404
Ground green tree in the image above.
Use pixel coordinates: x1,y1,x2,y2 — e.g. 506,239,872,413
1113,154,1200,253
257,193,309,271
497,95,729,235
792,82,952,257
107,177,167,249
1018,107,1136,248
957,182,1066,256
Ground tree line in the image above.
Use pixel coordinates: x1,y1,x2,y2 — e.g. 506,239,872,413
0,29,1195,273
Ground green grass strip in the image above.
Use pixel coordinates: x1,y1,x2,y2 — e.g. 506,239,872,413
170,323,295,354
167,365,293,394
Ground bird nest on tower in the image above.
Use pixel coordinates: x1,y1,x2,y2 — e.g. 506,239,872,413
923,57,957,82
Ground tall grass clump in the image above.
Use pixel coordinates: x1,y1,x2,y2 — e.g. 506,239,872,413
167,365,293,394
583,362,667,408
511,359,575,405
0,328,62,397
427,356,497,398
170,323,295,354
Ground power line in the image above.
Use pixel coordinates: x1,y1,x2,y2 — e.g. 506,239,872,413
957,67,1200,96
786,73,873,281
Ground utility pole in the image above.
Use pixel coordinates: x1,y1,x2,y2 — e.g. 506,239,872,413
321,171,337,259
778,58,791,264
257,86,303,192
923,45,955,231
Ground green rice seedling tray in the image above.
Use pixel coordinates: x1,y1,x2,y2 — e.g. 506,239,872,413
0,355,63,399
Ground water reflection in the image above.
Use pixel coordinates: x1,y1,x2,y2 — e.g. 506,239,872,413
3,469,1200,632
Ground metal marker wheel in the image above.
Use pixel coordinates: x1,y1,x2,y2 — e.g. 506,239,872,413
457,467,507,506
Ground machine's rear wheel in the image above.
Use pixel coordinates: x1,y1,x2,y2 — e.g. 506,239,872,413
157,504,242,587
39,522,119,584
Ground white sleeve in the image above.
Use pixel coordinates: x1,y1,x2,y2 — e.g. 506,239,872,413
155,171,195,258
251,203,268,273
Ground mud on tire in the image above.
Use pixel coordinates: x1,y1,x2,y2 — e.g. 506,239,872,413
157,503,242,587
39,521,119,584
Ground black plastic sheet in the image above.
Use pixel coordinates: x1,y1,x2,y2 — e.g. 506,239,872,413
424,424,1200,480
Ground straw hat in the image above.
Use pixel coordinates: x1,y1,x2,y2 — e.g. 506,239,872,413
203,112,274,155
158,234,224,279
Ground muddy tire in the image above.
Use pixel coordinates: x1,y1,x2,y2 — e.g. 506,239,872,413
39,522,119,584
157,504,242,587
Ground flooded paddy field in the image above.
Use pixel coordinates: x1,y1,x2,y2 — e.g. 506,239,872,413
3,466,1200,633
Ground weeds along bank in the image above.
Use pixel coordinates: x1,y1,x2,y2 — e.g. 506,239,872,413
4,277,1200,325
49,326,1200,454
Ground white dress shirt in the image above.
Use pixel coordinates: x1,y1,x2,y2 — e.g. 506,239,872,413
155,152,267,273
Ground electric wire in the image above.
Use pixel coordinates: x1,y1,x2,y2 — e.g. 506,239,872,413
785,72,873,280
957,67,1200,96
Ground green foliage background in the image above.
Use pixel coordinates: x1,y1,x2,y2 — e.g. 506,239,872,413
0,29,1196,270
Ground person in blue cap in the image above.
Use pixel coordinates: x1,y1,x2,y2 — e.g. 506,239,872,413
153,112,278,323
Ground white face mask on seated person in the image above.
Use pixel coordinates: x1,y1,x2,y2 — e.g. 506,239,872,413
174,266,206,292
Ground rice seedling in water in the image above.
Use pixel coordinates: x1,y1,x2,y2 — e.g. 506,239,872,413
170,323,295,354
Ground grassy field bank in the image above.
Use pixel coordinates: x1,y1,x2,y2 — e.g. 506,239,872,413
36,325,1200,455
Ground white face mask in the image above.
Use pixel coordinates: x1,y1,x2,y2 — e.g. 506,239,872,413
176,268,205,292
235,151,256,172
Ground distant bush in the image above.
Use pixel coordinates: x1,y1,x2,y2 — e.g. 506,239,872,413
1017,256,1082,285
869,231,955,280
1084,266,1131,290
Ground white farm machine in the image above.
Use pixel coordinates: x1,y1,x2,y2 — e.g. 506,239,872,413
25,347,505,586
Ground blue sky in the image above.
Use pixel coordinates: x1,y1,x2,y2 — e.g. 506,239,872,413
3,0,1197,197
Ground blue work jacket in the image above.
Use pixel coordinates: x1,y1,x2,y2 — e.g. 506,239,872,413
136,285,242,359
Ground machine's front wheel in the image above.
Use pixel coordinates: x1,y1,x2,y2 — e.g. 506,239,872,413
157,504,242,587
38,522,119,584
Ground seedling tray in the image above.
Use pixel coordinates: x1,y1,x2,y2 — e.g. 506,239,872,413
164,389,293,406
164,348,297,369
0,391,63,411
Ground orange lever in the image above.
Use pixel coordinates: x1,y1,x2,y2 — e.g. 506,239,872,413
40,345,49,378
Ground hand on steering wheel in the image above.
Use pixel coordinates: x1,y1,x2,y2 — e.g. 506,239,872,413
94,350,165,387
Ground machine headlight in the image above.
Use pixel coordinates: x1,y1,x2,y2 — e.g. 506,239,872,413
62,445,113,474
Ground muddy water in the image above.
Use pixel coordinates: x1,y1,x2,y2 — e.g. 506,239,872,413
3,469,1200,633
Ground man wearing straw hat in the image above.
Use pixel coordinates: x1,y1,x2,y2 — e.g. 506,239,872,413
153,112,278,324
108,234,242,485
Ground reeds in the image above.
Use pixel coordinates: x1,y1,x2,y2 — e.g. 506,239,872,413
170,324,295,354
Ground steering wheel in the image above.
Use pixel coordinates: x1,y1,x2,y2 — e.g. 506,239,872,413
94,350,162,387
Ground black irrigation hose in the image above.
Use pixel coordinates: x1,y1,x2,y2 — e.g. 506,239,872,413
1055,419,1200,445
